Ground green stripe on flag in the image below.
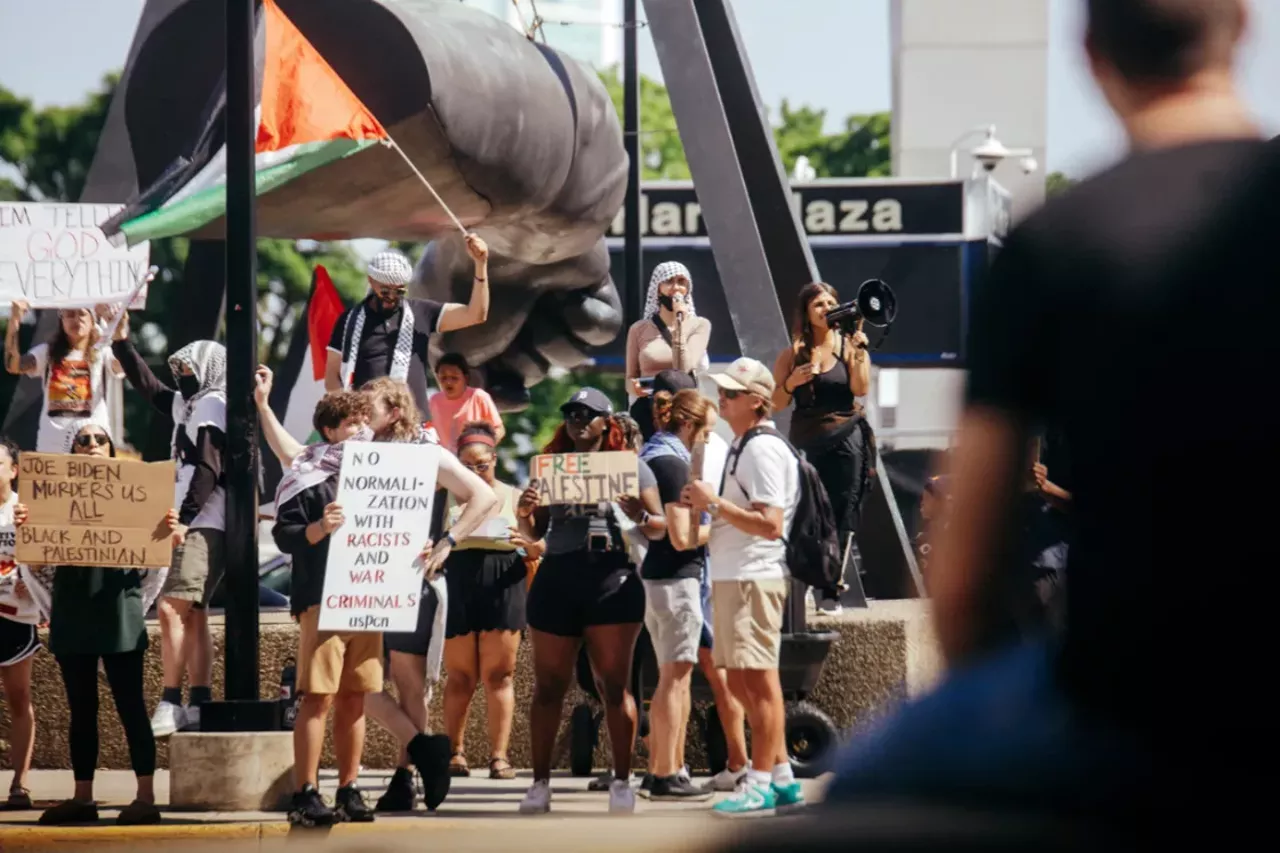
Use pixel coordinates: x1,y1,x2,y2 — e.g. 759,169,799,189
119,138,379,245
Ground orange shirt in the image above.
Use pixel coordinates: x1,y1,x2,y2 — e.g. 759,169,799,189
428,387,503,451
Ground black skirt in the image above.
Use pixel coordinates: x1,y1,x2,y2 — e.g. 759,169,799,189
444,548,528,638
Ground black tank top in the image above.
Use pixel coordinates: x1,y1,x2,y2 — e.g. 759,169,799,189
790,340,861,449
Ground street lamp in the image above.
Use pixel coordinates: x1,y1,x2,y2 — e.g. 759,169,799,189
948,125,1038,179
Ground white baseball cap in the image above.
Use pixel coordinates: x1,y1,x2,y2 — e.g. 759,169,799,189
709,357,775,398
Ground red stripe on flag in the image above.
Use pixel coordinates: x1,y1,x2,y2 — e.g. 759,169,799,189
308,266,344,381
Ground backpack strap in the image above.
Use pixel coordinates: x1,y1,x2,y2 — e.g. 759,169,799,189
650,313,673,349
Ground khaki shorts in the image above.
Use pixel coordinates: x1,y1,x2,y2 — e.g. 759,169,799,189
711,579,788,670
296,606,384,695
161,528,225,606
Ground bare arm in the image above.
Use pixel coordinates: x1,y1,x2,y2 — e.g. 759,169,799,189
926,407,1027,666
437,234,490,332
665,501,698,551
846,327,871,397
254,366,305,465
435,451,499,541
4,302,36,375
771,347,797,411
717,498,785,541
324,349,342,392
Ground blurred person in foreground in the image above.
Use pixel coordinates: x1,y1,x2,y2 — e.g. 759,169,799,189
825,0,1272,826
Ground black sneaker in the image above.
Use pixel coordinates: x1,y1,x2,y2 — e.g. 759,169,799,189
117,799,162,826
288,784,335,828
637,773,655,799
334,784,375,823
649,774,714,802
407,733,452,811
376,767,417,812
38,799,98,825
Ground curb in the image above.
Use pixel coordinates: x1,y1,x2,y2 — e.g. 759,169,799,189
0,817,449,850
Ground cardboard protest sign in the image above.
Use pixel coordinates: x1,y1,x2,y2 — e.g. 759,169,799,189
319,441,440,633
528,451,639,505
16,453,175,569
0,203,150,308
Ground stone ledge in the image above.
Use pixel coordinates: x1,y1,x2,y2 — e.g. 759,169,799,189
2,600,938,771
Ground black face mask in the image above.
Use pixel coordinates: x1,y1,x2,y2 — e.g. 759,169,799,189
657,294,675,311
177,375,201,400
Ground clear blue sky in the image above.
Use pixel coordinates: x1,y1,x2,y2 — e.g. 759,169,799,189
1,0,1278,178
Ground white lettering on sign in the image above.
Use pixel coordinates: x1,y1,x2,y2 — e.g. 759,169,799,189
611,192,905,237
0,203,150,308
318,441,440,633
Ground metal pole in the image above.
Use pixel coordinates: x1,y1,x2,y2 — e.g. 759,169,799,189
622,0,643,331
224,0,260,704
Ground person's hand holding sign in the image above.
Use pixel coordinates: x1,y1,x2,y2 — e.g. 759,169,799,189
13,502,28,528
516,484,540,519
165,509,186,548
307,502,345,545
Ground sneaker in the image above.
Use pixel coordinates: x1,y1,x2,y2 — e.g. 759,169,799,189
677,766,692,784
772,781,805,812
702,766,748,792
636,772,655,798
7,787,32,809
649,774,714,802
608,778,636,814
150,701,186,738
334,784,375,823
587,772,614,792
376,767,417,813
38,799,99,825
519,779,552,814
182,704,201,732
117,800,161,826
287,784,335,828
817,597,843,616
712,780,777,817
407,733,451,811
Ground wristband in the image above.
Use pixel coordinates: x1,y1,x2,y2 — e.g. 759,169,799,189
442,532,457,548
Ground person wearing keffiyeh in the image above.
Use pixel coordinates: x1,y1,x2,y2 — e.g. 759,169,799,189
109,312,228,739
325,237,492,418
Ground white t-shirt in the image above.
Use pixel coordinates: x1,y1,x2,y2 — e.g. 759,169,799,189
172,394,227,532
27,343,120,454
703,432,730,497
708,423,799,582
0,492,42,625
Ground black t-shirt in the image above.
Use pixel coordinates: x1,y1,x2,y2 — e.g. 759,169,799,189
640,454,706,581
967,139,1278,725
272,477,337,617
328,296,445,417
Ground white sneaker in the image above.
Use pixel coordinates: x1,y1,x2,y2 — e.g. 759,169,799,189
702,765,749,792
608,778,636,814
150,701,187,738
817,597,843,615
519,779,552,814
182,704,201,731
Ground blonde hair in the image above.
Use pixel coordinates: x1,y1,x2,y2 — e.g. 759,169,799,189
653,388,716,436
360,377,421,443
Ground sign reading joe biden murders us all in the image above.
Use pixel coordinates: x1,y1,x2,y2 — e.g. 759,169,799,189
530,452,639,505
319,441,440,633
16,453,175,569
0,203,151,308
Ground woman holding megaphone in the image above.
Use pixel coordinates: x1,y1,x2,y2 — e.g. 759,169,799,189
772,282,874,611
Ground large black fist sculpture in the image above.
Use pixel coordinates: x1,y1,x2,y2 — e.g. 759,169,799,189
85,0,626,409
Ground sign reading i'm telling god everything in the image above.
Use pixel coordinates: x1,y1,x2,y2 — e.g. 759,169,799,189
16,453,175,569
528,451,639,505
319,441,439,633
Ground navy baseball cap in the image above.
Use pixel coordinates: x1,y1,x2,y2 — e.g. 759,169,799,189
560,387,614,417
653,369,697,395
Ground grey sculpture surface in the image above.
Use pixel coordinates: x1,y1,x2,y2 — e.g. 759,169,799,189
84,0,628,407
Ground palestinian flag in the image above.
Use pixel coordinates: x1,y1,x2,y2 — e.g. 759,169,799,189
259,265,345,516
102,0,387,247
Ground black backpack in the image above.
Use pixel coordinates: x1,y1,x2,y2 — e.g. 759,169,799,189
723,426,842,596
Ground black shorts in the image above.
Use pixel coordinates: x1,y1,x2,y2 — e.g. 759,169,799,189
383,579,442,657
527,551,645,638
444,549,527,638
0,616,40,667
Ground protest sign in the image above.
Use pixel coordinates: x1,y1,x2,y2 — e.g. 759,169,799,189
0,203,150,308
528,451,639,505
16,452,175,569
319,441,440,633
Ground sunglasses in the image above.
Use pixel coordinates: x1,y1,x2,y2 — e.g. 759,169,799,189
75,433,110,448
463,460,492,474
719,389,744,400
564,407,599,423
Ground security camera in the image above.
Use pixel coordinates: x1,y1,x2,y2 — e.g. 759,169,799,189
1019,155,1039,175
970,137,1011,173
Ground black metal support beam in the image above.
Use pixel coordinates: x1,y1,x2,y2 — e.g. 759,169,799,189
622,0,643,331
222,0,261,706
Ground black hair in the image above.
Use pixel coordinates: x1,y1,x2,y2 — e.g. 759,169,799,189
436,352,470,374
456,420,497,451
1087,0,1244,84
0,435,19,488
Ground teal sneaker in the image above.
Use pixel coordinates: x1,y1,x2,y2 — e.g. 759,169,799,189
712,781,777,817
772,781,805,812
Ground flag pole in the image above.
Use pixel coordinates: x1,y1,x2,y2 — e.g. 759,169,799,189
383,138,469,235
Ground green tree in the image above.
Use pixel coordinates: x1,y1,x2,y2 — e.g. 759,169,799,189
0,76,365,446
1046,171,1077,196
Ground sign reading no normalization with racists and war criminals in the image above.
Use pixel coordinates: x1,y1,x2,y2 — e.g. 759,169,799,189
319,441,440,633
16,452,176,569
0,203,150,309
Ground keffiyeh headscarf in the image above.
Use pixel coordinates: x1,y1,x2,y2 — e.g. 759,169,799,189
168,340,227,461
274,425,375,509
644,261,697,319
340,250,417,390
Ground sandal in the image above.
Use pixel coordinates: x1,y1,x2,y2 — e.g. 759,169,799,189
488,757,516,780
6,787,32,809
448,751,471,778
